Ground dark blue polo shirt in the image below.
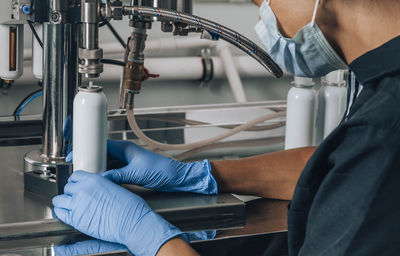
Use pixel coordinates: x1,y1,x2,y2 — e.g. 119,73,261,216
288,36,400,255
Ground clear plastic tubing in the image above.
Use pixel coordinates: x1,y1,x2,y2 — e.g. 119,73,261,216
73,83,108,173
127,108,285,151
285,76,317,150
122,6,283,78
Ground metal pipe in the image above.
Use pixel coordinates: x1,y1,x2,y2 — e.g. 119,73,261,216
41,23,73,161
79,0,103,78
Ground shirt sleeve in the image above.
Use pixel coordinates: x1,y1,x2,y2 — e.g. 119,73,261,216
298,123,400,256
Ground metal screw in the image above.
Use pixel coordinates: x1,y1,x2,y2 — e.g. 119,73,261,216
51,11,61,22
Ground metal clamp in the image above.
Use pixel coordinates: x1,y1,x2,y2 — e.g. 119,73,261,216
200,48,214,86
79,48,103,59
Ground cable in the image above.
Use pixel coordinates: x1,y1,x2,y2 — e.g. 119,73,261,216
27,20,43,49
101,59,125,67
13,89,43,121
136,115,285,132
13,89,43,119
99,21,108,27
127,107,286,151
104,21,127,49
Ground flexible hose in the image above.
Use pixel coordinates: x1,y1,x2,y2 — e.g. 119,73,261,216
127,108,286,151
123,6,283,78
175,136,285,161
136,115,286,132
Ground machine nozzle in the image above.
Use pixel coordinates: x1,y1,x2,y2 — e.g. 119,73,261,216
78,0,103,78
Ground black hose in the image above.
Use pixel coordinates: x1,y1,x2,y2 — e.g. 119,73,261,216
13,89,43,121
101,59,126,67
27,20,43,49
99,21,108,27
104,21,127,49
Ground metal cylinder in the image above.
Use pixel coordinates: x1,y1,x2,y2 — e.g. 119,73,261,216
79,0,103,78
73,84,107,174
42,23,75,161
285,77,317,150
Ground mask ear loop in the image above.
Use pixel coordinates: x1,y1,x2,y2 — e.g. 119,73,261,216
266,0,271,5
310,0,321,26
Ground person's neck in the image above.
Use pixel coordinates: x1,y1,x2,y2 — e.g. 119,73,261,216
320,1,400,64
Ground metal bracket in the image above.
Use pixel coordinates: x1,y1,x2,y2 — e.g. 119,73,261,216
199,48,214,86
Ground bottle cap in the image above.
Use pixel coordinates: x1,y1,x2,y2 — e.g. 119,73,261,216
292,76,315,88
321,70,346,87
79,81,103,93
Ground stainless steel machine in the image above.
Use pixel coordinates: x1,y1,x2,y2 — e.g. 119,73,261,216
0,0,284,197
0,1,289,253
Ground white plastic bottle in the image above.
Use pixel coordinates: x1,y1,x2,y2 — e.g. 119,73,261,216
285,76,317,150
316,70,347,144
0,24,24,81
73,83,108,174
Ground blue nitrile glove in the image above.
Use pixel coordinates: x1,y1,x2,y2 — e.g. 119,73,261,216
187,230,217,242
104,140,218,195
52,171,189,256
62,115,72,157
54,239,130,256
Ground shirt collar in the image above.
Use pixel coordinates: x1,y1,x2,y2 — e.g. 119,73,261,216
349,35,400,85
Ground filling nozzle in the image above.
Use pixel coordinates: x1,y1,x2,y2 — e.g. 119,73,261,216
79,0,103,78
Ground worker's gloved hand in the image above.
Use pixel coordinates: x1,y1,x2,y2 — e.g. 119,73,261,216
53,171,188,256
104,140,218,195
53,239,130,256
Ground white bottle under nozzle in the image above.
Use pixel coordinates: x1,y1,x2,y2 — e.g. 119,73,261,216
73,83,108,174
285,76,317,150
316,70,347,144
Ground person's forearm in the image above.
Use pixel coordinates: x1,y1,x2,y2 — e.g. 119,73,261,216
210,147,316,200
157,237,198,256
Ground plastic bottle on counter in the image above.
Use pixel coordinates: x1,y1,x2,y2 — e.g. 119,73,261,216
285,76,317,150
73,82,108,174
316,70,347,145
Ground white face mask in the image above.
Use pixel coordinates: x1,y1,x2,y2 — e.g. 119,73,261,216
254,0,348,78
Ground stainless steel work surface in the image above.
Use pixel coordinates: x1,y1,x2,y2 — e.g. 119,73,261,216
0,145,288,254
0,145,54,224
0,145,244,238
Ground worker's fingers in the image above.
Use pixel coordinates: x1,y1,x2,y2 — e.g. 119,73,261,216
52,194,73,210
53,207,72,225
107,140,131,163
103,167,128,184
68,170,91,183
64,182,80,196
